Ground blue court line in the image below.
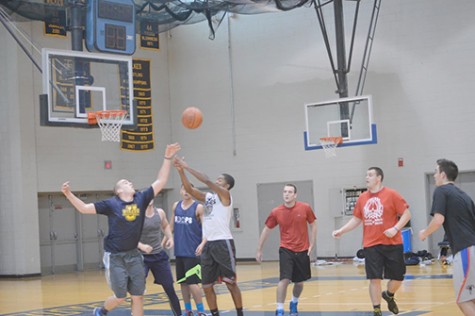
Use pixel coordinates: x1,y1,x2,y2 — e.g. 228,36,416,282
2,274,444,315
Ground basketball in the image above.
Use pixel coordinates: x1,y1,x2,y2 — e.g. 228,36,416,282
181,107,203,129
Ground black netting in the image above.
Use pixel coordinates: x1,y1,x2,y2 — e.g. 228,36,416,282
0,0,313,38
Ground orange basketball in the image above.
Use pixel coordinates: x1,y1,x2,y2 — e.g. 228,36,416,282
181,107,203,129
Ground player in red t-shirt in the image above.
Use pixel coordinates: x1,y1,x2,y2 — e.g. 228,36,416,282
256,184,317,316
333,167,411,316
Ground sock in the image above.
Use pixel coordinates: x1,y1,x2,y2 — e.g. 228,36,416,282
211,309,220,316
185,302,193,311
387,291,395,297
291,296,299,303
236,307,244,316
101,307,108,315
373,304,381,310
276,303,284,311
196,302,205,312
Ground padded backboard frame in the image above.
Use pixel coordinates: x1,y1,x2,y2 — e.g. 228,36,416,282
304,95,377,150
41,48,135,127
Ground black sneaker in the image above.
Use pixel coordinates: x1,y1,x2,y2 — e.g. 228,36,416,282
382,290,399,314
373,307,382,316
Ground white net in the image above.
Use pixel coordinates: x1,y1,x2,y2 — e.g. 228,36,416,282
319,137,342,158
96,111,127,142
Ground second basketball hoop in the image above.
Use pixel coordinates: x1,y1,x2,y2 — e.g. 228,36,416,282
319,136,343,158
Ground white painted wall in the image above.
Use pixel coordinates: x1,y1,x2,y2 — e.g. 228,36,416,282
1,0,475,274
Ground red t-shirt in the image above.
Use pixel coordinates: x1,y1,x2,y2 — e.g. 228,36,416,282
265,201,317,252
354,187,409,248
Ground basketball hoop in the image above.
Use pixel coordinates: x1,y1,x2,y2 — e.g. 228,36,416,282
88,110,127,142
319,136,343,158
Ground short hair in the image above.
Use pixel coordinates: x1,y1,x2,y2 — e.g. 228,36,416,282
368,167,384,182
222,173,235,190
284,183,297,193
437,159,458,181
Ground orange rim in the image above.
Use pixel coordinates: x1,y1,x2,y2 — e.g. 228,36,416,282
320,136,343,145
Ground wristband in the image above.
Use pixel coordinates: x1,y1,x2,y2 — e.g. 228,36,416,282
393,226,399,231
164,156,172,160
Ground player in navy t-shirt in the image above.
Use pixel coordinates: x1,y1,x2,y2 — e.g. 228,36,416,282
61,143,180,316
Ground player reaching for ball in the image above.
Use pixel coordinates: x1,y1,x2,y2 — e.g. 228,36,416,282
332,167,411,316
61,143,180,316
173,155,244,316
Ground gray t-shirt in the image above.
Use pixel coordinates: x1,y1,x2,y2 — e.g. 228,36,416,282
139,208,164,254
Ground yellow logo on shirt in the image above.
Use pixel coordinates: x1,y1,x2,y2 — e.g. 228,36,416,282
123,204,140,221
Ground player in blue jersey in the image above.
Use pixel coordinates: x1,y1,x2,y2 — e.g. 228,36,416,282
61,143,180,316
171,184,206,316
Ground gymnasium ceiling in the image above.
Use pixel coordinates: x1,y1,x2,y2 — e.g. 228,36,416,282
0,0,314,38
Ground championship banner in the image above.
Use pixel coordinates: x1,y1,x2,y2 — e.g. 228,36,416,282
140,20,159,50
121,59,154,151
43,0,67,37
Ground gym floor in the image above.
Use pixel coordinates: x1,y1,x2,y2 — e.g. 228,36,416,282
0,261,458,315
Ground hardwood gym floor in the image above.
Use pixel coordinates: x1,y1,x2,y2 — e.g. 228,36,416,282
0,261,460,315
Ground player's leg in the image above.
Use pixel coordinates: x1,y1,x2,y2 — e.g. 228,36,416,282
95,252,128,315
148,252,182,316
382,244,405,314
363,246,385,316
201,242,220,314
176,257,193,315
182,257,206,315
129,296,143,316
127,250,146,316
212,239,243,316
289,249,312,315
276,248,294,315
453,246,475,315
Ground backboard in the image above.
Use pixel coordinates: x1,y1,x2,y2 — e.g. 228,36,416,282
304,95,377,151
40,48,135,128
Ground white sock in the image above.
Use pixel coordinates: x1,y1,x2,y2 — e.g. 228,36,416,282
291,296,299,303
276,303,284,310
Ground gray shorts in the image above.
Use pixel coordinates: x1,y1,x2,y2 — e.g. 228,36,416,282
453,246,475,303
103,249,145,298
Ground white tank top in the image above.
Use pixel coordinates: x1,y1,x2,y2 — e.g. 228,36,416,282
203,192,233,241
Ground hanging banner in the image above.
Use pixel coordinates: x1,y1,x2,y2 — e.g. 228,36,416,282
140,20,159,50
44,0,67,37
121,59,154,151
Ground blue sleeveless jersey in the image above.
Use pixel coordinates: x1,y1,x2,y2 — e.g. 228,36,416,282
174,201,202,257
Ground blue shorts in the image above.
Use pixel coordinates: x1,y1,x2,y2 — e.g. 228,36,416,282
143,251,174,286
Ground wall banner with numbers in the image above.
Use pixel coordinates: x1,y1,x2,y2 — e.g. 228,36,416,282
43,0,67,37
121,59,154,151
140,20,159,50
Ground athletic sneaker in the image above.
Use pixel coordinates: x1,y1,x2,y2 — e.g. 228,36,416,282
382,290,399,314
289,301,298,316
275,309,284,316
373,307,382,316
183,312,194,316
197,313,208,316
93,307,105,316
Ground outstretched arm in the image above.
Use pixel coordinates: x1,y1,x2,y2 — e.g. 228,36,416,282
332,216,362,238
174,156,230,206
174,157,206,202
151,143,181,196
61,182,96,214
